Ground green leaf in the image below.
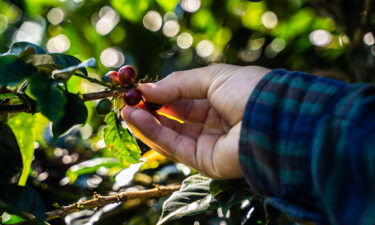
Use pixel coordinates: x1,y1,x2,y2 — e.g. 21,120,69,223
24,55,96,80
24,54,55,67
52,58,96,79
209,179,235,196
8,113,37,186
52,92,88,137
216,189,253,215
66,158,124,183
103,111,141,164
211,179,253,215
0,55,36,86
0,185,46,220
0,122,22,184
1,42,46,56
1,212,25,224
157,174,218,225
50,53,88,76
28,73,67,122
0,93,19,101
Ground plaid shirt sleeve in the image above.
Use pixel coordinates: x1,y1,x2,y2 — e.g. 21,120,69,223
239,69,375,225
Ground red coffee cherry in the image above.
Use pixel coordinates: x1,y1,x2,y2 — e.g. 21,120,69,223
118,65,136,86
124,89,142,106
144,101,163,111
103,71,120,84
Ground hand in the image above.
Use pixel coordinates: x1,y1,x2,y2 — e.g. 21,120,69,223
122,64,270,179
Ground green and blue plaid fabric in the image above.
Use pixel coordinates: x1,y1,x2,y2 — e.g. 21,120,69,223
240,69,375,225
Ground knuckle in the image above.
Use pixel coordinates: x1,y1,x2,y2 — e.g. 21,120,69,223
168,71,182,79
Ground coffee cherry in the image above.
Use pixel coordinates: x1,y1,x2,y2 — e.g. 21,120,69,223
124,89,142,106
144,101,163,111
103,71,120,84
96,99,112,115
118,65,136,86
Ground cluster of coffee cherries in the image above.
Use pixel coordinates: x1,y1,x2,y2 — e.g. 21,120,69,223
95,65,162,115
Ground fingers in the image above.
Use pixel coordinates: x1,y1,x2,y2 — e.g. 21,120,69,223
122,106,198,167
158,99,210,124
157,113,203,139
139,64,238,104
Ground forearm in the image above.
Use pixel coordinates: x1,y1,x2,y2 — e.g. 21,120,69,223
239,69,375,224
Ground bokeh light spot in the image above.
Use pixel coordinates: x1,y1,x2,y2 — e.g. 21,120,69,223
180,0,201,13
363,32,375,46
14,21,42,44
143,10,162,32
309,29,332,47
0,14,8,33
163,12,178,22
265,38,286,58
37,172,49,182
100,48,125,68
261,11,278,29
47,34,71,53
196,40,214,58
249,37,265,50
177,32,193,49
162,20,180,37
95,6,119,36
239,49,261,62
47,8,64,25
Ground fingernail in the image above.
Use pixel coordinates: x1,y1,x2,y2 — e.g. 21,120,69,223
139,83,156,89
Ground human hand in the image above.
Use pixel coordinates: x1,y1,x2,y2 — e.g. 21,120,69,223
122,64,270,179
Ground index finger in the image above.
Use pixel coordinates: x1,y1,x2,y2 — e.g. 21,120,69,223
139,64,238,104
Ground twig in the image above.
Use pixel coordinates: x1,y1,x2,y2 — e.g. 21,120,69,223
46,184,181,221
0,88,129,113
0,104,28,113
82,88,128,101
352,0,374,48
73,73,112,89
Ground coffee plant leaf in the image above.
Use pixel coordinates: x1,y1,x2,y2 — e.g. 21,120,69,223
104,111,141,164
210,179,253,215
52,58,96,80
1,42,46,56
49,53,89,77
52,92,88,138
28,73,67,123
209,179,235,196
24,54,56,67
0,55,36,86
217,188,254,216
1,212,25,224
0,185,46,221
157,174,219,225
0,122,22,184
8,113,37,186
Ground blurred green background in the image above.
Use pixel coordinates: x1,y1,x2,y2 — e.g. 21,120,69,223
1,0,373,82
0,0,374,224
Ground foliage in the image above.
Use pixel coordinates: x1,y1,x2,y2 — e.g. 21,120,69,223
8,113,37,185
0,0,374,224
104,111,141,164
158,174,216,225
